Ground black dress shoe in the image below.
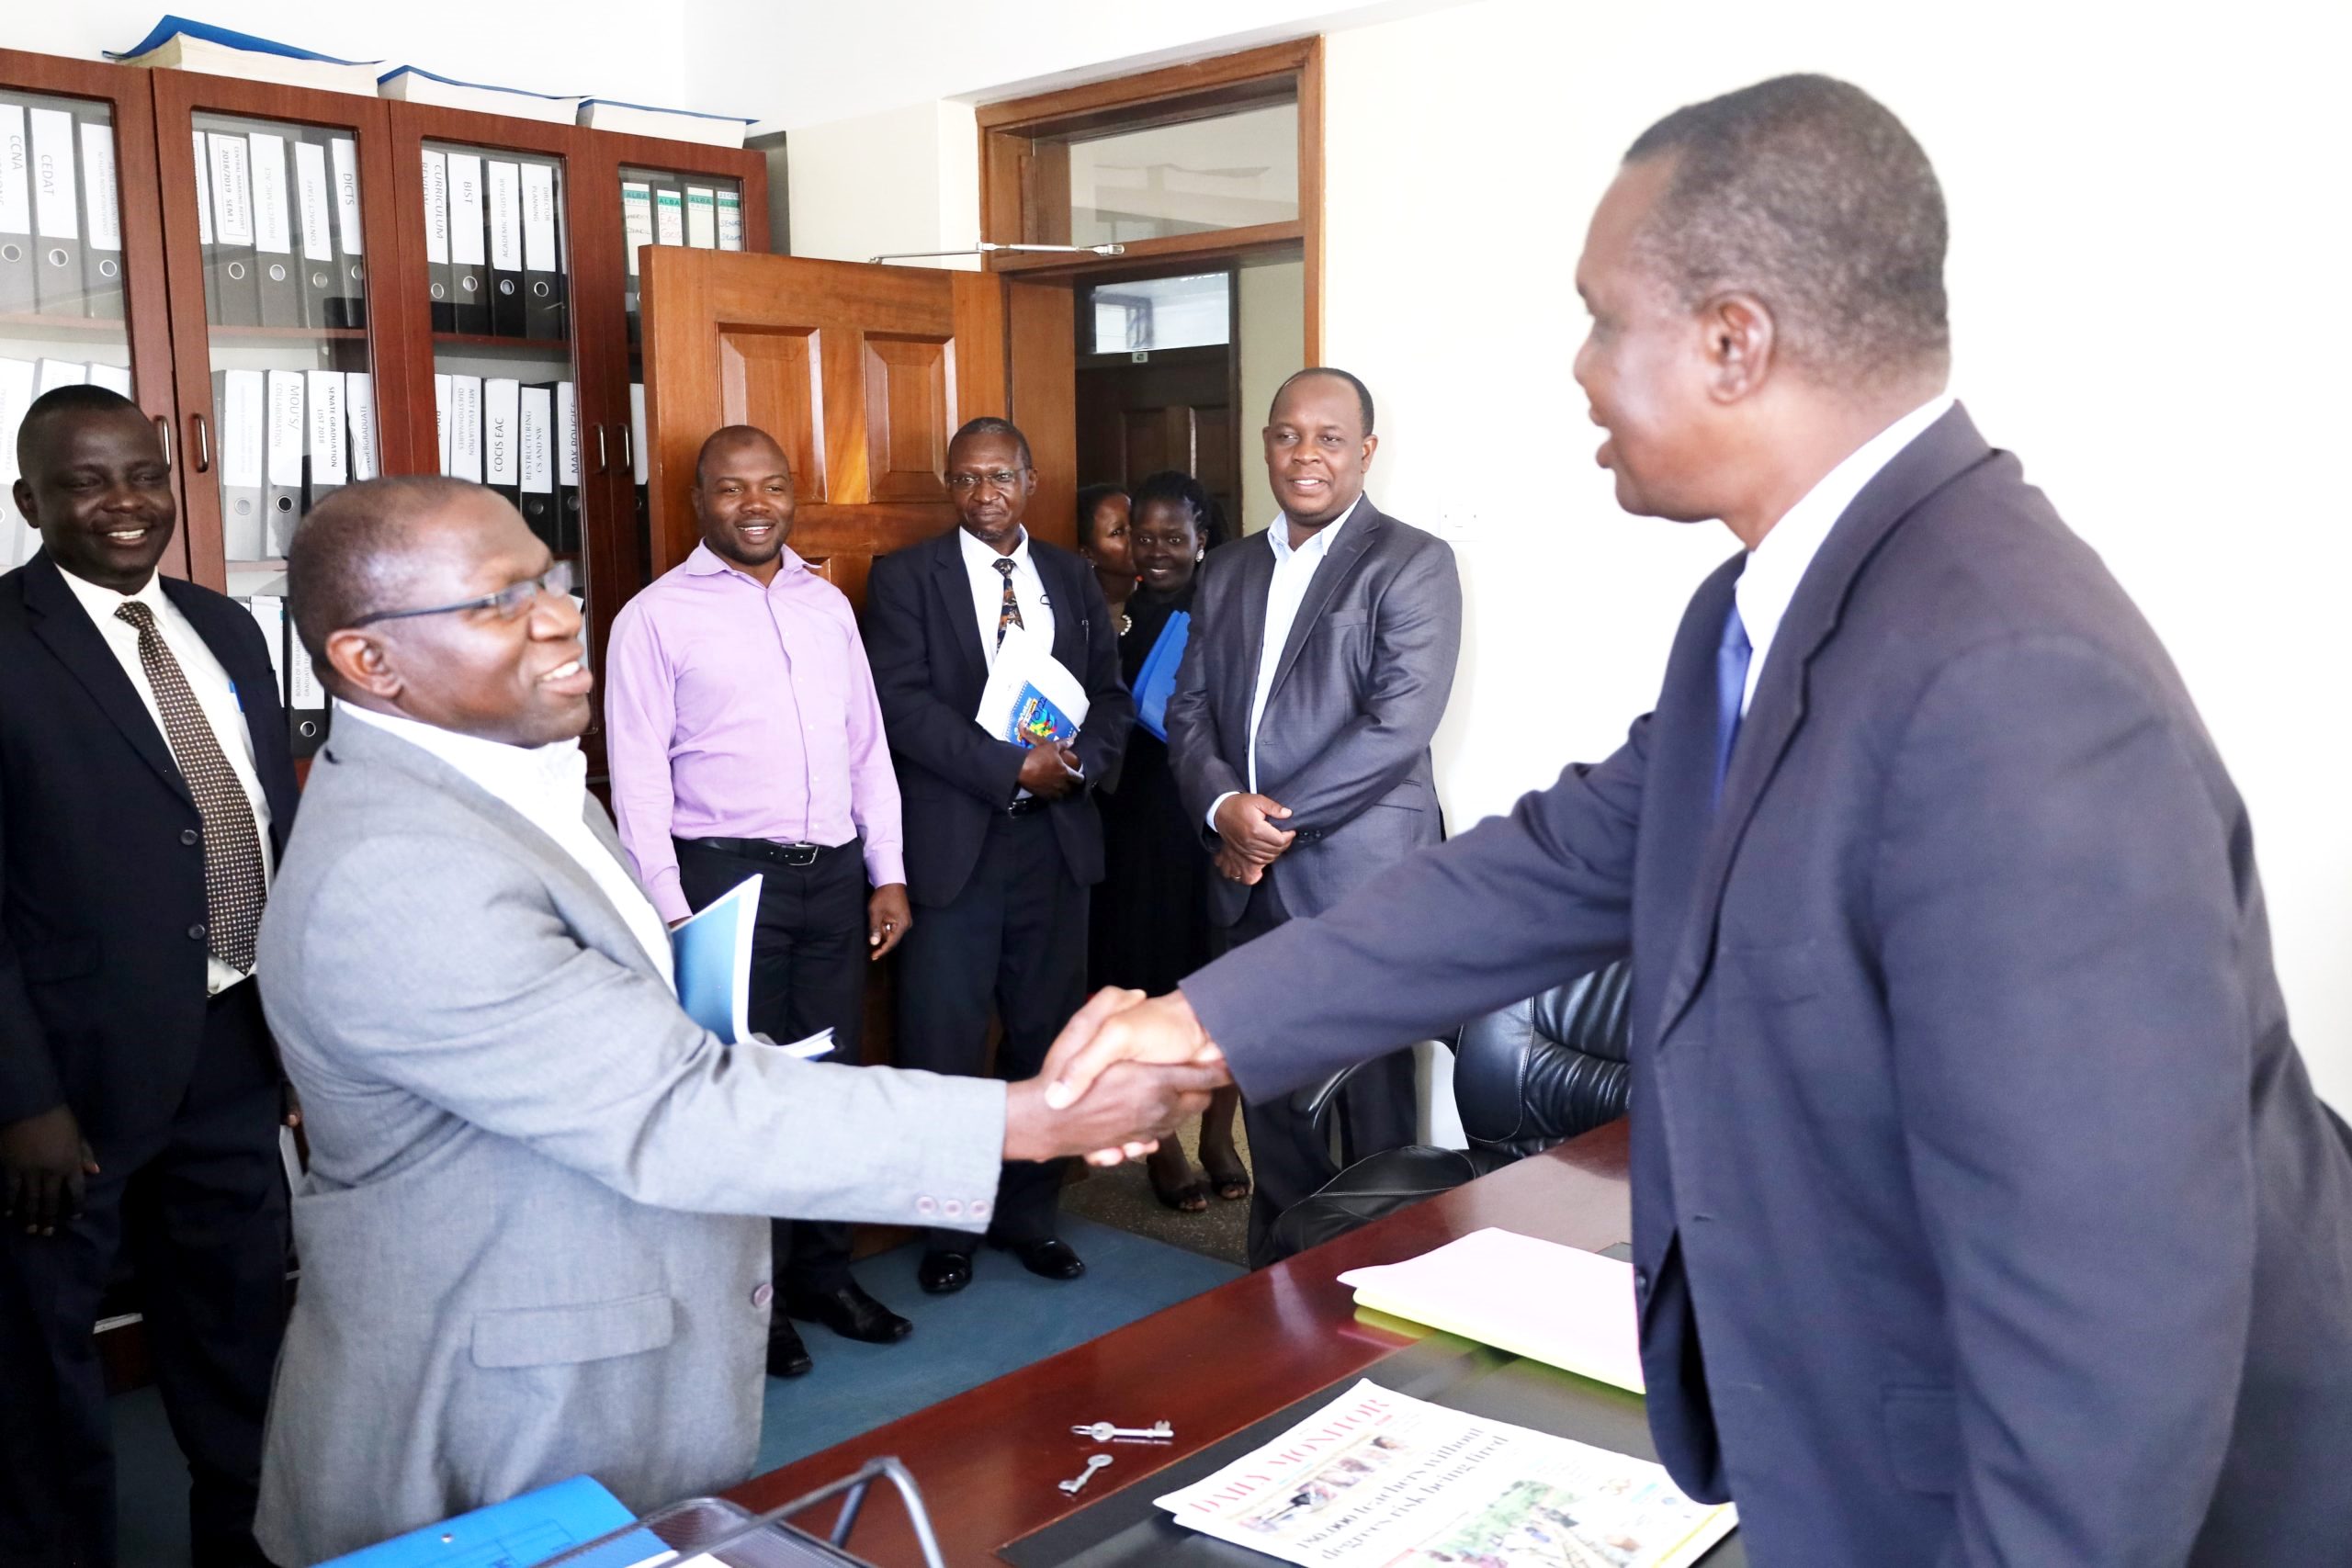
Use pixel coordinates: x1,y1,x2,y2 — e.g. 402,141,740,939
989,1235,1085,1280
918,1250,973,1295
786,1280,912,1343
766,1317,813,1378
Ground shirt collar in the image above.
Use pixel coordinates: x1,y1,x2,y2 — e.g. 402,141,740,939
57,562,169,626
1266,493,1366,565
334,699,587,821
1736,395,1954,655
684,539,808,583
959,525,1030,574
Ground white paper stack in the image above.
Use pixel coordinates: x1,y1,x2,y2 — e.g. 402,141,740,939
378,68,583,128
107,19,383,96
576,100,756,150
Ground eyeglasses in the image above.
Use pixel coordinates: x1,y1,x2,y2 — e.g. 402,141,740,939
945,468,1029,494
348,560,574,628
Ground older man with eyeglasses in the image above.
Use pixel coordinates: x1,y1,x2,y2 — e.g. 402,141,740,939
247,476,1202,1562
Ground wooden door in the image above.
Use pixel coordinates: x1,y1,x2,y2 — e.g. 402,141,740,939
1074,344,1240,532
637,250,1074,611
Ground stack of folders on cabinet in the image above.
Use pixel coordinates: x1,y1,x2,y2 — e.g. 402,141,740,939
435,373,582,553
617,172,743,339
421,148,567,340
188,124,368,330
0,98,129,320
0,359,133,570
209,367,379,561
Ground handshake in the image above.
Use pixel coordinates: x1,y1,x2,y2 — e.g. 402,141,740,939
1002,987,1231,1166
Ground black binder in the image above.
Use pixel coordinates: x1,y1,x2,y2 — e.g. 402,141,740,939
421,148,454,331
0,105,36,313
28,105,84,317
328,136,367,329
483,377,521,512
519,382,557,548
74,117,123,321
205,131,260,327
445,151,490,334
555,379,582,551
486,158,525,338
247,131,301,329
303,369,346,512
292,138,336,330
262,369,306,555
520,160,565,342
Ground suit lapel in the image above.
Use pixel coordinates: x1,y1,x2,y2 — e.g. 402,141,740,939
1223,537,1277,735
1267,501,1381,705
928,532,990,695
1651,404,2002,1046
1038,547,1085,673
20,554,193,807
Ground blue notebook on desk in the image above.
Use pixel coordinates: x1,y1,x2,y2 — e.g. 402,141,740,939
320,1474,660,1568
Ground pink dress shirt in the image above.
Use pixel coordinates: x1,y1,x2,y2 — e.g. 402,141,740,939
605,542,905,924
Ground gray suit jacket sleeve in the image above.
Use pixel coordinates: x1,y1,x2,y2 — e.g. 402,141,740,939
1182,714,1648,1102
1274,536,1463,836
1167,552,1245,829
1873,637,2250,1568
288,830,1008,1223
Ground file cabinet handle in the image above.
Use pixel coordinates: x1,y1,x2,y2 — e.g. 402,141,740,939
190,413,212,475
594,423,607,475
618,423,633,470
153,416,171,468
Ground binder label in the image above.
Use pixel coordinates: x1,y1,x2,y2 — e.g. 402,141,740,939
448,376,484,483
307,372,347,485
520,386,553,494
619,182,653,277
330,138,363,255
556,380,580,486
220,369,265,488
346,372,379,481
488,161,522,272
78,125,120,254
484,378,519,486
717,188,744,252
521,163,559,272
653,186,685,248
421,150,450,265
294,141,333,263
685,186,717,250
249,133,292,257
191,130,212,245
28,109,77,242
447,152,487,267
0,107,28,233
208,134,254,248
434,373,451,475
266,370,305,487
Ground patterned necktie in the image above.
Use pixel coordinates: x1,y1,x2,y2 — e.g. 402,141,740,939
1713,601,1753,810
993,556,1024,650
117,602,268,970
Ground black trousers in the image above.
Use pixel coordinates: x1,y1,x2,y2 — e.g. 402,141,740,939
0,982,288,1568
675,836,872,1294
1224,874,1419,1269
892,809,1087,1250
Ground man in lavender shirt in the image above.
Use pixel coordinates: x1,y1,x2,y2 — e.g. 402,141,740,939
605,424,914,1379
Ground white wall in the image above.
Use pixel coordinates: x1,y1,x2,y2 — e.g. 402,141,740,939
1237,254,1306,533
3,1,688,107
786,100,979,269
1319,0,2352,1105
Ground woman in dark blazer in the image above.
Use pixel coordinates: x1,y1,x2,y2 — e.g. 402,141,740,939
1087,471,1244,1210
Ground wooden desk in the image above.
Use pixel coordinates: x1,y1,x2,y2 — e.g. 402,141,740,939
730,1121,1634,1565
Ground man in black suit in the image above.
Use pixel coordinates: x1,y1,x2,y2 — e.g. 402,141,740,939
1045,76,2352,1564
1165,367,1461,1265
863,417,1133,1294
0,386,300,1568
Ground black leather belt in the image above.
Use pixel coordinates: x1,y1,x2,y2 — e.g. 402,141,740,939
1003,796,1046,818
693,836,827,866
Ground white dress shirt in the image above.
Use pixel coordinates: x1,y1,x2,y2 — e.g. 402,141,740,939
1206,495,1365,828
958,525,1055,666
334,700,675,985
60,566,274,996
1735,395,1955,715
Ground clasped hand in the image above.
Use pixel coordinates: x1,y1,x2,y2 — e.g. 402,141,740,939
1006,987,1230,1167
1213,793,1295,886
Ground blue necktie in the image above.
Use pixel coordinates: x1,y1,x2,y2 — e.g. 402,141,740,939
1713,602,1752,808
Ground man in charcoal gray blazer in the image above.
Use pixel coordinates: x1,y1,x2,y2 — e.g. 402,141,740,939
253,478,1214,1562
1166,367,1460,1264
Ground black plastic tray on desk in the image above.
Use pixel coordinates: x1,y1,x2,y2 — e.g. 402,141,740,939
998,1331,1744,1568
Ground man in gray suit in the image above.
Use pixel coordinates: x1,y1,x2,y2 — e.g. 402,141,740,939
1047,76,2352,1564
254,477,1217,1563
1166,367,1461,1264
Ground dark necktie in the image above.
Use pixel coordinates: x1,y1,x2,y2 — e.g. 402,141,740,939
993,557,1024,650
1713,602,1752,809
117,602,268,970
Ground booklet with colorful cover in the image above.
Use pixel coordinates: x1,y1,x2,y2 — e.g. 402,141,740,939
975,623,1090,749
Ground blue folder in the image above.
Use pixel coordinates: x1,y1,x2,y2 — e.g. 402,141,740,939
319,1474,660,1568
1133,611,1190,742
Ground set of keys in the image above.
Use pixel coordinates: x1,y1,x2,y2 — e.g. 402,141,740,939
1056,1418,1176,1495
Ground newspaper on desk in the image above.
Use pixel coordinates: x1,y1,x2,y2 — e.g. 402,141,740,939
1154,1380,1734,1568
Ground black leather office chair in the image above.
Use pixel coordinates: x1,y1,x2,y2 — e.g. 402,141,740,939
1266,961,1634,1259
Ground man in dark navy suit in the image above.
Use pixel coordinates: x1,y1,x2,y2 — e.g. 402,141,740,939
1042,76,2352,1566
0,385,300,1566
864,417,1133,1294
